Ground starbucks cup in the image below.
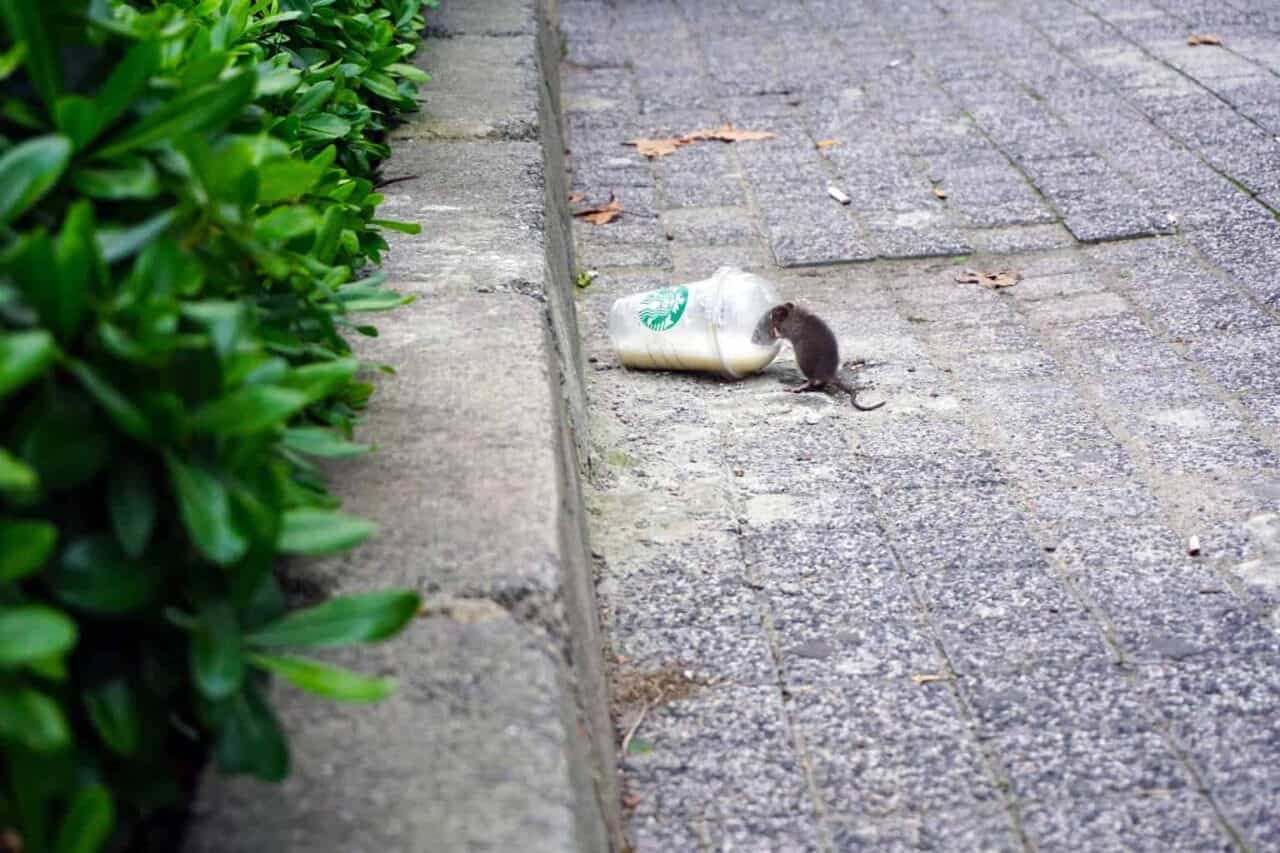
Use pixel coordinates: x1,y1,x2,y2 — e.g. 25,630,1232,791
607,266,782,379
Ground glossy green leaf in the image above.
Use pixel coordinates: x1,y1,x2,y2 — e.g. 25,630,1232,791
0,518,56,581
84,679,139,756
54,95,98,149
193,601,244,700
0,449,39,500
54,534,158,614
279,358,357,402
50,201,98,340
187,386,309,435
0,605,76,665
255,61,301,97
387,62,428,84
0,0,61,108
282,427,371,458
254,205,320,243
289,80,334,116
300,113,351,140
98,208,179,264
27,653,66,681
0,686,69,751
257,160,323,203
165,454,248,566
370,218,421,234
0,42,27,82
361,72,401,101
0,135,72,228
55,786,114,853
276,508,376,557
311,205,345,263
213,681,288,781
94,39,160,138
245,588,418,648
180,300,245,359
340,292,413,312
0,330,57,399
96,70,255,158
71,157,161,200
251,653,396,702
107,460,155,559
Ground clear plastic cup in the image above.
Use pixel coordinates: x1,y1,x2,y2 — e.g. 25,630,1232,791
607,266,782,379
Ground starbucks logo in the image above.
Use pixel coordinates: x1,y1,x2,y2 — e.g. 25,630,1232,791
637,285,689,331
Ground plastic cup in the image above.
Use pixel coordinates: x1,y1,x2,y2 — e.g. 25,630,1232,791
606,266,782,379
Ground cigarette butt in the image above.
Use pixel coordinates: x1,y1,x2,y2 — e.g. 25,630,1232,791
827,185,851,205
1188,535,1201,556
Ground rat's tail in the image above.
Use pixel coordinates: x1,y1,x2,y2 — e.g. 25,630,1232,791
832,377,885,412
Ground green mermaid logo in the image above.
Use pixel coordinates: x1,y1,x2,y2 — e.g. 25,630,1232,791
637,285,689,331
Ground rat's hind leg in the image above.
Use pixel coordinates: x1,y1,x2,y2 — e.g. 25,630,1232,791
784,379,825,393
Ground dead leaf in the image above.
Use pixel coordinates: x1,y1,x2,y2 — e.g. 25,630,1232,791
684,123,777,143
1187,33,1222,46
621,792,643,809
932,186,948,200
912,673,950,685
567,192,585,203
816,139,839,149
625,137,688,158
955,268,1020,289
573,195,623,225
625,124,776,158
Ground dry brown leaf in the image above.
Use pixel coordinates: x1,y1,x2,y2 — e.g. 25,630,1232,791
955,268,1020,289
573,195,623,225
1187,33,1222,46
932,186,948,200
567,192,585,203
816,139,839,149
628,124,776,158
912,673,951,685
685,123,777,143
625,137,687,158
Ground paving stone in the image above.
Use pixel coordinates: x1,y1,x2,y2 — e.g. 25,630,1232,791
1008,269,1111,301
803,705,1003,819
826,805,1021,852
659,206,761,245
967,224,1077,254
620,686,815,821
1020,792,1231,851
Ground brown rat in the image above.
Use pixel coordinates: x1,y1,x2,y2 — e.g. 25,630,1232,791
752,302,885,411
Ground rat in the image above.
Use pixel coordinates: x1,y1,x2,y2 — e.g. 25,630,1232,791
752,302,885,411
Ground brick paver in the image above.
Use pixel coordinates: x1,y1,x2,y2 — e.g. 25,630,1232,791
561,1,1280,849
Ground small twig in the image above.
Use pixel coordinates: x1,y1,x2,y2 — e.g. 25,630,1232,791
374,174,419,189
619,701,652,756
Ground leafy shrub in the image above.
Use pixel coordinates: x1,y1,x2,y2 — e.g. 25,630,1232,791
0,0,432,847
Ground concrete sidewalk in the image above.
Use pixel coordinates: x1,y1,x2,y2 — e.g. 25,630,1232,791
562,0,1280,849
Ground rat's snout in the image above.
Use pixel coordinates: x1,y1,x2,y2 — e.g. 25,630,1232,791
750,308,777,345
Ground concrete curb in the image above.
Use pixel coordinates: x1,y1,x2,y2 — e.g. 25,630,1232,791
183,1,622,850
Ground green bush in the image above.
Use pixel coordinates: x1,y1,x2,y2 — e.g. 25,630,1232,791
0,0,432,847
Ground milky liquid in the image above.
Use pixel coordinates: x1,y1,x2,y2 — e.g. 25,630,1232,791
607,267,782,379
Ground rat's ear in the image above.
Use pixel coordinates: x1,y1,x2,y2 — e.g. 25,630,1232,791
783,302,795,310
771,304,790,320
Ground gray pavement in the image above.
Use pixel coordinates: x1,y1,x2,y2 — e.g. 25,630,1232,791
560,0,1280,849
